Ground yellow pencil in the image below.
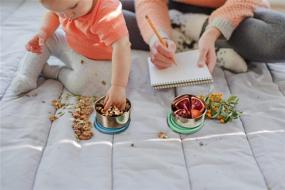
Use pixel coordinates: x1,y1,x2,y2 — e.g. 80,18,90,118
145,15,176,65
145,15,168,48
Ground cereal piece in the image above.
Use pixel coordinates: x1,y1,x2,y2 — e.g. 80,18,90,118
71,96,95,141
51,99,64,109
49,115,58,122
79,131,93,140
158,132,168,139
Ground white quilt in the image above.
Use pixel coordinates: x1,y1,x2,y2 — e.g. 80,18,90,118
1,1,285,190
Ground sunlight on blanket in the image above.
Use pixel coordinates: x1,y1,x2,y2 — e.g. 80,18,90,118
247,129,285,136
0,144,43,152
84,141,113,147
183,132,246,141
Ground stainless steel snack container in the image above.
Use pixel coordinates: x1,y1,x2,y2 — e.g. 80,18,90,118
95,96,131,128
171,94,207,129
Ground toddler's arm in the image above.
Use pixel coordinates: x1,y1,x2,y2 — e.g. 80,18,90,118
40,11,60,39
104,36,131,111
26,11,59,53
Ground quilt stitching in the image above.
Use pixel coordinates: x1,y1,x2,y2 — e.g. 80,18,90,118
265,63,285,97
31,87,64,190
180,135,192,190
223,70,270,189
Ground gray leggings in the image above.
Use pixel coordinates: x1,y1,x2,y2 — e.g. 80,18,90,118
122,0,285,62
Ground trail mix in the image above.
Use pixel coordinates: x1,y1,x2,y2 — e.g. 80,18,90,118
158,132,168,139
199,93,242,124
72,96,95,140
49,95,96,141
172,95,205,119
49,99,65,121
95,100,130,117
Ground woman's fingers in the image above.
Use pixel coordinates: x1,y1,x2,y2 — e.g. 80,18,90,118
198,48,207,67
150,46,175,69
207,48,217,73
156,41,175,59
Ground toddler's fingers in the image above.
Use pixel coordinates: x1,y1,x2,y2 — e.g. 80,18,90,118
38,37,45,47
26,44,32,51
120,100,126,111
103,97,111,111
38,31,47,46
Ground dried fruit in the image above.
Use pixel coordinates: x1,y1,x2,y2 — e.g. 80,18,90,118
95,99,130,117
71,96,95,141
191,109,201,119
49,115,58,122
172,95,205,119
158,132,168,139
174,109,189,118
51,99,64,109
173,95,191,111
191,96,205,113
200,93,242,124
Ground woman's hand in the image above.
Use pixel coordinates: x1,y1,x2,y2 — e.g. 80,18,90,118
104,85,126,111
197,27,221,73
149,38,176,69
25,30,48,54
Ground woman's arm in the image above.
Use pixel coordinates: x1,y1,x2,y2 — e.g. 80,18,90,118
135,0,172,44
198,0,270,72
208,0,270,40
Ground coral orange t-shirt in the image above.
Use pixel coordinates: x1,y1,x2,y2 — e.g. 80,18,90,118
59,0,128,60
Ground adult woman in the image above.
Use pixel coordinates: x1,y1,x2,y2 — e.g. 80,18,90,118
122,0,285,73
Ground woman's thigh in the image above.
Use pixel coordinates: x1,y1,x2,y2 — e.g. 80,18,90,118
229,8,285,62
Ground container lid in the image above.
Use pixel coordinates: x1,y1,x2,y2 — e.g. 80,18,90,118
94,119,130,135
167,113,203,134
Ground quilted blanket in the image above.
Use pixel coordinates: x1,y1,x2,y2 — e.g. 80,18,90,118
1,1,285,190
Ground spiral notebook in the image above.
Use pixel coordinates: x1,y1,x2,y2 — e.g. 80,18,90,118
148,50,213,89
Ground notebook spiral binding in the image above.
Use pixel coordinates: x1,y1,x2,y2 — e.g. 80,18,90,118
153,78,213,89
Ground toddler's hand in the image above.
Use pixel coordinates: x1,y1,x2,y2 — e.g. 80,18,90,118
25,31,48,54
104,85,126,111
149,39,176,69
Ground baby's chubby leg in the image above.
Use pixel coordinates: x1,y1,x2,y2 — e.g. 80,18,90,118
58,52,112,97
9,47,49,95
9,31,69,95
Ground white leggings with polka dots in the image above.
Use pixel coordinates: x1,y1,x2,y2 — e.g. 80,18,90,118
18,30,112,97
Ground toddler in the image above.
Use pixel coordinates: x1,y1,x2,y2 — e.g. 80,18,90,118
10,0,131,110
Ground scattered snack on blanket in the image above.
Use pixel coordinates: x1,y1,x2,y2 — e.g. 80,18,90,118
51,99,64,109
95,100,131,117
49,115,58,122
158,132,168,139
199,93,242,124
72,96,94,140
